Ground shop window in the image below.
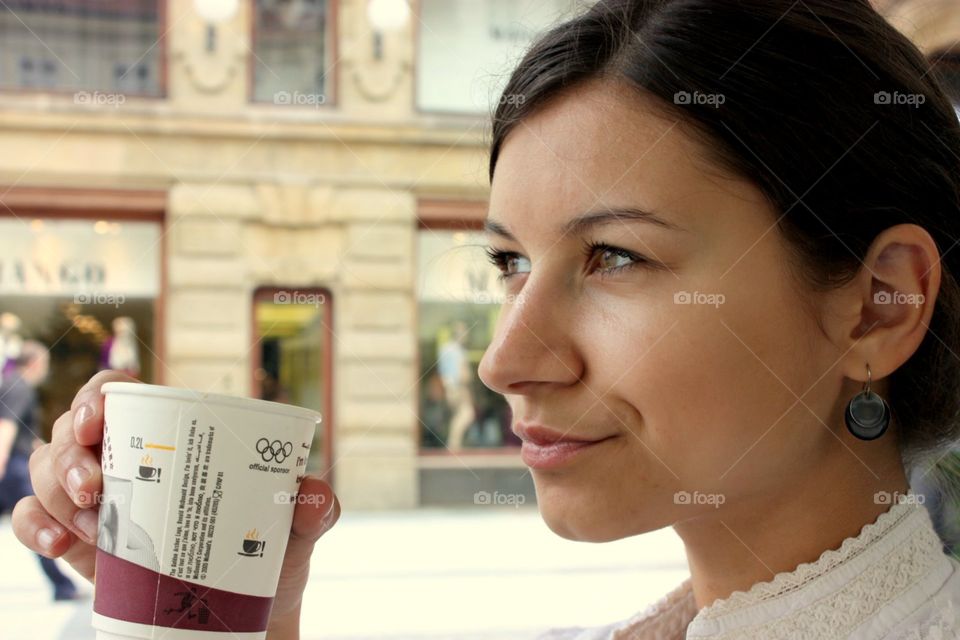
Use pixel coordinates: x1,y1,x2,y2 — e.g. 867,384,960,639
416,0,576,114
0,0,163,96
0,216,161,441
252,0,332,106
252,287,333,477
417,226,518,452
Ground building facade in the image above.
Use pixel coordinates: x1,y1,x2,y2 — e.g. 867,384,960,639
0,0,585,509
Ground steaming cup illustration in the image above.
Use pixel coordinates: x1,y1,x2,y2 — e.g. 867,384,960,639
239,529,266,557
92,382,320,640
135,454,160,482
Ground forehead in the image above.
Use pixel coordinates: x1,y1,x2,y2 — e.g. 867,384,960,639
488,79,736,234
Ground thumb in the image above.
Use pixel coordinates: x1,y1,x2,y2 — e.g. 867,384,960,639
271,475,340,620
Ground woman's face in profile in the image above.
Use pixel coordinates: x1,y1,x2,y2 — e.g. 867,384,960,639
478,79,847,542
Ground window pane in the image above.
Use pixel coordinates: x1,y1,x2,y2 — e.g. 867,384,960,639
0,0,162,95
252,0,330,105
0,217,161,442
416,0,577,113
417,229,517,451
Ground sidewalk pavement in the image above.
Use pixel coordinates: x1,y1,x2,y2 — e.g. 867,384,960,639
0,507,689,639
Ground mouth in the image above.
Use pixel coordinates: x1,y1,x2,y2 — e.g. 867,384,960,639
515,424,618,470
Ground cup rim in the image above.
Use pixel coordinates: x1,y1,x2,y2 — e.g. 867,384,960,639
102,381,322,423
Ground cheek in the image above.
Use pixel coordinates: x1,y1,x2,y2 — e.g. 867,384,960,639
599,274,823,495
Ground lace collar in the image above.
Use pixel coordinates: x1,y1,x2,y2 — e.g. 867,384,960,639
612,492,952,640
685,492,950,638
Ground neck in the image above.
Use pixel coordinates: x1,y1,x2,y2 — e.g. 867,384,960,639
673,428,909,611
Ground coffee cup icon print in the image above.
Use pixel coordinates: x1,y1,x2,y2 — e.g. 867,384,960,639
137,453,160,482
238,529,266,557
136,454,161,482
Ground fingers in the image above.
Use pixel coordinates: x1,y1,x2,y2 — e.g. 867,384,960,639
11,495,96,582
70,370,140,447
49,411,102,509
270,476,339,620
29,443,99,545
284,476,339,575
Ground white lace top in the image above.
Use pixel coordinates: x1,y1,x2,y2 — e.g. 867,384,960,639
537,494,960,639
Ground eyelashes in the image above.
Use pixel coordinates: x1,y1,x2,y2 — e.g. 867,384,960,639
484,241,654,281
484,246,525,281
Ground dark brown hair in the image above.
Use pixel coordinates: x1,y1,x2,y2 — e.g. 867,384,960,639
490,0,960,551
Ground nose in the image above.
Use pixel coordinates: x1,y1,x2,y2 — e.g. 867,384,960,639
477,277,584,395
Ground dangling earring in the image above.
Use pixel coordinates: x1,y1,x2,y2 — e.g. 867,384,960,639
844,363,890,441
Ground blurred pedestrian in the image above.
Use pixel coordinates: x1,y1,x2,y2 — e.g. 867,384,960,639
0,340,81,602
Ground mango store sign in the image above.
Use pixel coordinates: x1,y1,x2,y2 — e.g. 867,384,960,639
0,219,160,297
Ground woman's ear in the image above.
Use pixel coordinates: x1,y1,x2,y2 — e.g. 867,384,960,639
831,223,941,383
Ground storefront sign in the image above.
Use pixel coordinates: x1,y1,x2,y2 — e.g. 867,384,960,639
0,218,160,297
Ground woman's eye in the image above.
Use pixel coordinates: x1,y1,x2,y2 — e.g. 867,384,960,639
585,242,645,275
595,248,635,271
484,248,531,280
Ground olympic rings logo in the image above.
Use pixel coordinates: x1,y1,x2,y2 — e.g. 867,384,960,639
256,438,293,463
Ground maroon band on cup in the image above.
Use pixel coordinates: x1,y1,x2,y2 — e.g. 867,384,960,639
94,548,275,633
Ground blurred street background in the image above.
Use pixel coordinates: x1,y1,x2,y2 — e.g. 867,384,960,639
0,0,959,638
2,507,689,639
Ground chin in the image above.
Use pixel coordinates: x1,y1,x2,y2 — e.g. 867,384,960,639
534,481,630,542
535,476,672,542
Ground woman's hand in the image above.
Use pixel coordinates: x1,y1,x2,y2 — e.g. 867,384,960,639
10,370,340,637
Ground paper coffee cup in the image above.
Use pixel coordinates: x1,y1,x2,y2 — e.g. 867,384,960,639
91,382,322,640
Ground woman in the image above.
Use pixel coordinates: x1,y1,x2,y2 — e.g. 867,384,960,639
12,0,960,637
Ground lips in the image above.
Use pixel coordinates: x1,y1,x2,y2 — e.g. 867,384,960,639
515,424,608,446
515,423,616,470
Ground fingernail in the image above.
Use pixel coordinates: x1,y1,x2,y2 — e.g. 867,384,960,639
37,527,62,551
66,466,89,501
321,500,336,527
73,403,93,431
74,509,98,543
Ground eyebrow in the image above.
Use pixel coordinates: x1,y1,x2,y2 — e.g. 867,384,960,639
483,207,686,241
